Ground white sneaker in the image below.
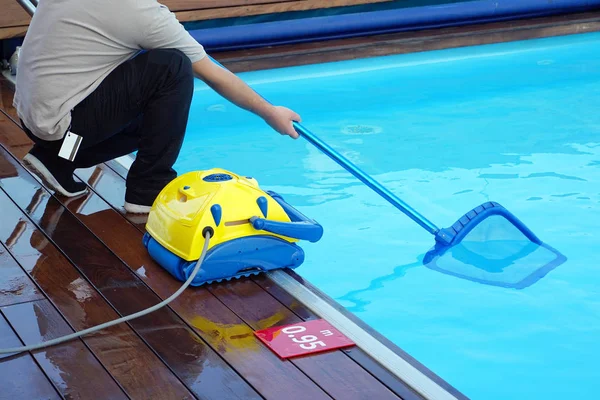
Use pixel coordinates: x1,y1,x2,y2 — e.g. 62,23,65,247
124,201,152,214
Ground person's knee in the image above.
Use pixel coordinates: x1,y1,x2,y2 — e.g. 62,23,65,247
149,48,193,83
167,49,193,79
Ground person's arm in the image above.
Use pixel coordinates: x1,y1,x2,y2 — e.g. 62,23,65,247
192,56,301,139
134,1,301,139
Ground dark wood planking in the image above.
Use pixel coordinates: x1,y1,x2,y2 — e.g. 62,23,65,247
210,279,402,400
62,168,335,400
175,0,391,22
214,11,600,72
0,355,60,399
77,165,127,203
0,79,17,121
0,188,194,399
2,300,128,399
0,147,264,400
0,246,45,307
252,274,426,400
0,314,61,399
75,165,148,230
0,312,21,360
0,81,32,161
0,106,31,161
0,143,18,179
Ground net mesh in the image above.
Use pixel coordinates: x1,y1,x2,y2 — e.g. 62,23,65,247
424,214,566,289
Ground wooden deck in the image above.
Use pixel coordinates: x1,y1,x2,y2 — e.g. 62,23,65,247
1,9,600,399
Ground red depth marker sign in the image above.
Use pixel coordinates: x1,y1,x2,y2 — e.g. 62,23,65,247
254,319,355,359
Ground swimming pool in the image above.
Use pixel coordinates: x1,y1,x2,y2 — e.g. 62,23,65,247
175,32,600,399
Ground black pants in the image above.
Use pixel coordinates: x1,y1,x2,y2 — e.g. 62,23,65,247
22,48,194,205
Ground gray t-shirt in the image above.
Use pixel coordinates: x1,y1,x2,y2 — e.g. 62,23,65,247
14,0,206,141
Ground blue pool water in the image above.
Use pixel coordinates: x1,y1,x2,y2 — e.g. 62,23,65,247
175,32,600,399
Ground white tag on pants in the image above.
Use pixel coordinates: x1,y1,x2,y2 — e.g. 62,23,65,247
58,131,83,161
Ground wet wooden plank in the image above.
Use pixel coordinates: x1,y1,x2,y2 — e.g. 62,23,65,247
0,314,61,399
2,300,128,399
0,145,18,179
0,146,260,400
77,165,127,208
0,245,45,307
62,169,335,400
0,88,32,161
0,312,21,360
253,274,425,400
76,165,148,230
0,184,194,399
210,279,403,400
0,107,31,161
0,79,17,121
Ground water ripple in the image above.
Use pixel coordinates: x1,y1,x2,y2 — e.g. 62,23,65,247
524,172,587,181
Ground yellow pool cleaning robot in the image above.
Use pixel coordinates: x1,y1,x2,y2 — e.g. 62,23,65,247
143,169,324,285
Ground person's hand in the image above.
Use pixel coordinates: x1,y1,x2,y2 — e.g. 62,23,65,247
263,106,302,139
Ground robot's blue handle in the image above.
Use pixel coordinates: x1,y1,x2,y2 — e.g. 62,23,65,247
250,217,323,243
252,190,323,242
